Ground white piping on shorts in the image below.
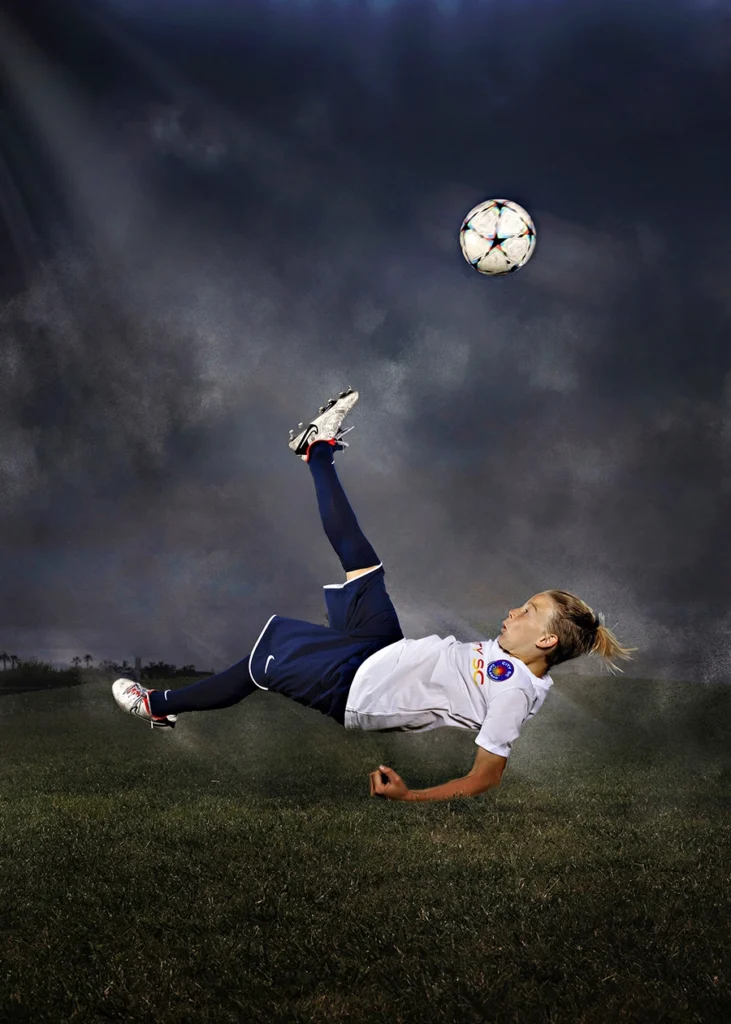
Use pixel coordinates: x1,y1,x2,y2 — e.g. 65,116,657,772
322,562,383,590
248,614,276,690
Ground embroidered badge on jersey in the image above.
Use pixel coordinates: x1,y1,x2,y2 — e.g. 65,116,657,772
487,659,514,681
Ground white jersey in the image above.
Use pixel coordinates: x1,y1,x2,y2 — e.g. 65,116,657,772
344,636,552,758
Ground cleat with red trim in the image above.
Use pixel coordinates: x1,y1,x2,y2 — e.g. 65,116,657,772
112,678,177,730
288,389,359,461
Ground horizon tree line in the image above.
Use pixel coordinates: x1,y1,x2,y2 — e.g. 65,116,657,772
0,653,210,678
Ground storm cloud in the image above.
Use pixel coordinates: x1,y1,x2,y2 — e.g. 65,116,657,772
0,0,729,680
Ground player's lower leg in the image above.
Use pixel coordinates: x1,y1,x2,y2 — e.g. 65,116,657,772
306,439,379,573
113,659,255,722
289,388,378,573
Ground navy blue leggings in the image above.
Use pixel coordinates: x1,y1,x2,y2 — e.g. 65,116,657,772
148,441,378,716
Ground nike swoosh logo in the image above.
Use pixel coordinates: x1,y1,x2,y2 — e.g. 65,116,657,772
300,424,318,448
265,655,275,674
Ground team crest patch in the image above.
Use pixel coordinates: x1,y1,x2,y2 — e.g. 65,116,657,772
487,659,514,681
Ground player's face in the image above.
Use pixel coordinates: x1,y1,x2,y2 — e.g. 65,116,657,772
500,592,557,652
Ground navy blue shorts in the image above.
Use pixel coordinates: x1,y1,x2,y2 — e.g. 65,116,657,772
247,564,404,724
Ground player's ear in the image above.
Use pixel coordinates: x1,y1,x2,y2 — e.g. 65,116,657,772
537,633,558,651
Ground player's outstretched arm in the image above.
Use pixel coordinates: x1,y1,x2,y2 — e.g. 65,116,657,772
369,747,506,803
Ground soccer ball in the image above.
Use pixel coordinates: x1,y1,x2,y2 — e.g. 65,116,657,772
459,198,536,275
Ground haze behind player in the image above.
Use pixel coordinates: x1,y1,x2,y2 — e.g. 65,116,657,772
113,390,634,803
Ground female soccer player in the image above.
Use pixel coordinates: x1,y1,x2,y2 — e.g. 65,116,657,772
113,389,634,802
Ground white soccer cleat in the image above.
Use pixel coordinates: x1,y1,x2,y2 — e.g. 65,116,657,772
112,678,177,730
288,388,359,461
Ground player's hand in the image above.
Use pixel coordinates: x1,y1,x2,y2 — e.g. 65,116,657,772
369,764,410,801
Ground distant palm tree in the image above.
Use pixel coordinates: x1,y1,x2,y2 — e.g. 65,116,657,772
9,655,19,669
0,652,8,671
72,656,82,668
83,654,93,669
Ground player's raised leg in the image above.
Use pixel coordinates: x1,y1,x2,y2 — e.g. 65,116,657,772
289,388,380,581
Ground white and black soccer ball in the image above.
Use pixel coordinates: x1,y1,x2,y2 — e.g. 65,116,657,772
459,198,536,276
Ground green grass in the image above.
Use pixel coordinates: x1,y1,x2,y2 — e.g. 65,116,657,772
0,677,729,1023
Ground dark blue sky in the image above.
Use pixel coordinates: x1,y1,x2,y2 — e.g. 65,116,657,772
0,0,729,679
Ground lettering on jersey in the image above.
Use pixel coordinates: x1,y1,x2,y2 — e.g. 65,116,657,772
471,642,485,686
487,659,514,681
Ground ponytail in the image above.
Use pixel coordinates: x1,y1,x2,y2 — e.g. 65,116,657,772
590,620,637,675
546,590,637,673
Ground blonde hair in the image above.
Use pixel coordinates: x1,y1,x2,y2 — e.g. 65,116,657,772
545,590,637,674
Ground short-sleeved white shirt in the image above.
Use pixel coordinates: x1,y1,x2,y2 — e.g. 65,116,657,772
344,636,552,758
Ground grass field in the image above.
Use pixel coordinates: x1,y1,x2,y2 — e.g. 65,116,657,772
0,675,729,1023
